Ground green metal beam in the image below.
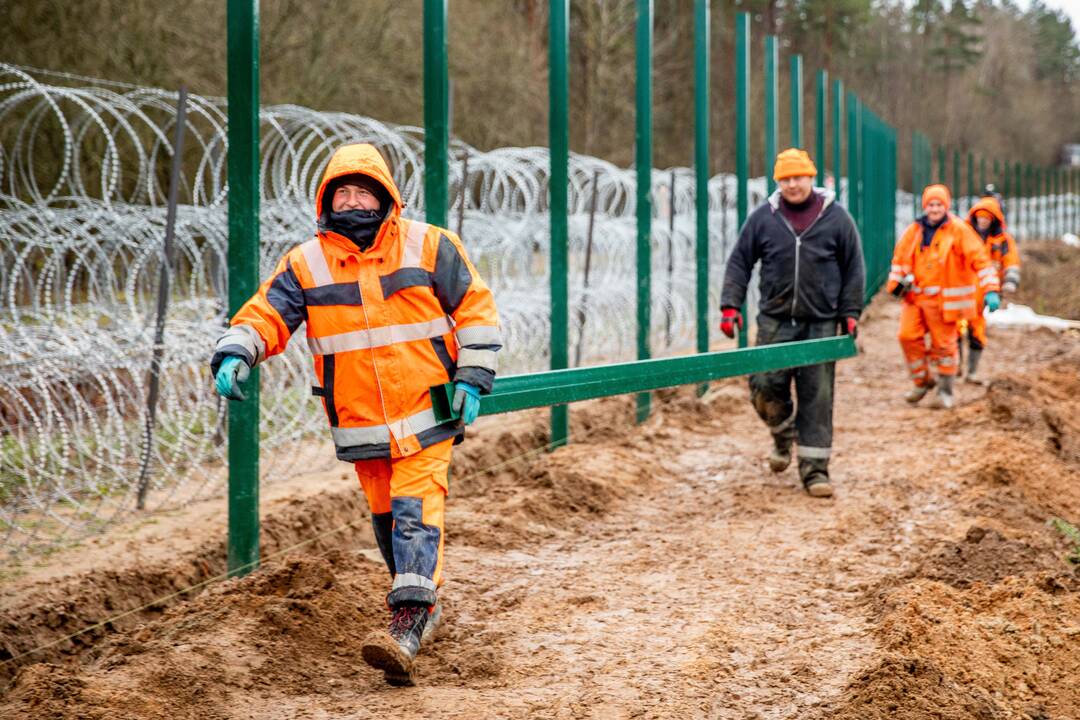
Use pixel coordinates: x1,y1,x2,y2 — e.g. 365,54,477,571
735,12,750,348
549,0,569,448
815,69,826,175
694,0,710,374
423,0,449,228
635,0,653,423
790,54,803,148
226,0,261,578
764,35,778,195
430,336,857,423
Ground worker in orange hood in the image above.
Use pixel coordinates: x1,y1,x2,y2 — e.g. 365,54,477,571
210,143,501,685
888,185,999,409
964,196,1020,384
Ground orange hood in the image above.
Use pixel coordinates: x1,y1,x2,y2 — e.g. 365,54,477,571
967,196,1005,229
314,143,403,223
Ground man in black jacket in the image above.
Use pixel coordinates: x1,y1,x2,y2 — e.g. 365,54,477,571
720,149,865,497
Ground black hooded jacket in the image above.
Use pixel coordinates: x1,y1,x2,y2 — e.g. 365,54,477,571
721,188,866,322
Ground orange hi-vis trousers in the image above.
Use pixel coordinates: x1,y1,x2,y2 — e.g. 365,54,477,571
355,438,452,608
898,297,959,386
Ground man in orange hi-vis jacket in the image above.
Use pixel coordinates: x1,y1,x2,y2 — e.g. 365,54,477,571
964,196,1021,384
888,184,999,409
210,143,501,685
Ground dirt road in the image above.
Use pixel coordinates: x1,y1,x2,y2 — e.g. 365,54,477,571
4,295,1080,719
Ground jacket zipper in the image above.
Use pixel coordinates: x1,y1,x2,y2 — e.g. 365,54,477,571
775,202,829,323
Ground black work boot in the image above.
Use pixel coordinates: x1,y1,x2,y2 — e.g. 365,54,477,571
361,603,430,686
798,457,833,498
768,429,794,473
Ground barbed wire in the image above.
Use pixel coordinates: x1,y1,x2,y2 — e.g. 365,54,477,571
0,63,1067,557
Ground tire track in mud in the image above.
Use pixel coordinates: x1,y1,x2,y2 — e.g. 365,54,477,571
4,295,1080,718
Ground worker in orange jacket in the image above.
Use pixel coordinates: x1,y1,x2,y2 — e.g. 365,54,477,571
888,185,999,409
964,196,1020,384
210,143,501,685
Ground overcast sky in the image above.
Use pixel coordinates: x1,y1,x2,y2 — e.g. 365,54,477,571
1015,0,1080,31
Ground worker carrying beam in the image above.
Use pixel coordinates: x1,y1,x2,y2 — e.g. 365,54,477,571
209,143,501,685
889,184,999,409
720,149,865,498
963,195,1020,384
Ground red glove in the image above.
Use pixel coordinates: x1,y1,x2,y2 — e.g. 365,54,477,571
719,308,743,339
842,317,858,339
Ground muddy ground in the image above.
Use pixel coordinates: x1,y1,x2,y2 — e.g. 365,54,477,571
2,287,1080,719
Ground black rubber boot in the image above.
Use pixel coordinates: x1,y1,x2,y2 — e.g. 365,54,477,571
929,374,955,409
361,603,430,686
798,457,833,498
965,348,984,385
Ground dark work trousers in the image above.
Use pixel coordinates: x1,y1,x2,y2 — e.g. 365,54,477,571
748,314,838,481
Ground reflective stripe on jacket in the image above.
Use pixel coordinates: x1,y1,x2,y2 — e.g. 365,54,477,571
213,143,501,461
888,213,999,323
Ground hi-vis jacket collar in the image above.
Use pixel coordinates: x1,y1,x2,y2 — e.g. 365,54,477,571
315,143,404,260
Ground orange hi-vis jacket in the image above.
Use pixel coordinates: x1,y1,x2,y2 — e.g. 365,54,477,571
967,197,1021,289
888,213,999,323
213,144,501,461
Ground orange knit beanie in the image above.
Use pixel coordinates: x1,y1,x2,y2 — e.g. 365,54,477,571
921,184,952,210
773,148,817,181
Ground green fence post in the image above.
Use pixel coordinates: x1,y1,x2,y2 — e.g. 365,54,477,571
226,0,260,578
694,0,710,381
764,35,778,195
548,0,569,447
967,152,974,215
635,0,653,422
1003,159,1010,199
790,54,803,148
979,155,986,196
1014,162,1021,236
954,148,963,208
1026,164,1033,239
423,0,449,228
911,132,920,218
938,146,946,184
994,157,1000,188
735,13,750,349
832,78,843,202
1035,166,1041,238
815,70,826,174
847,91,858,226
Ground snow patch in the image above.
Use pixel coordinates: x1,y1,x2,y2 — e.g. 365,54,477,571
1062,232,1080,247
986,303,1080,330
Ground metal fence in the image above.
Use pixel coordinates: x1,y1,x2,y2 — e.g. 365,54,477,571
0,63,760,556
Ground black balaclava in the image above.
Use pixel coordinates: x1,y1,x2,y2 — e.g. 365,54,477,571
319,174,392,251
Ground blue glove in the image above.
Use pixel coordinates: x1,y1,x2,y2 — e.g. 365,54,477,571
984,291,1001,313
451,381,481,425
215,355,251,401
